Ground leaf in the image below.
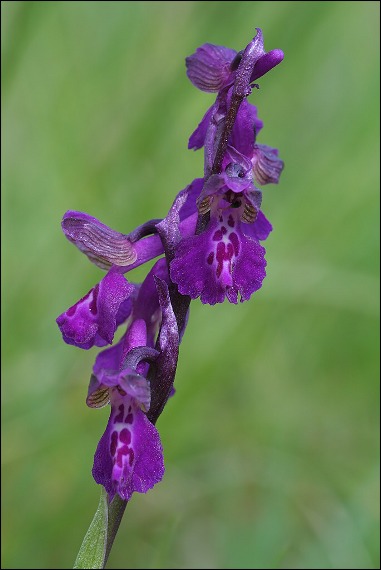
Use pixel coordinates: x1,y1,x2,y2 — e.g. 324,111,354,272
73,489,108,569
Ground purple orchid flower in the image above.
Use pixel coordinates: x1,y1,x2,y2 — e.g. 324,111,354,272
56,269,136,350
187,30,284,184
87,270,178,502
170,166,271,305
186,28,283,93
88,316,164,503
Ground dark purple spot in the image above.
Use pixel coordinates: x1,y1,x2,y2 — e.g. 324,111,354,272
119,428,131,445
114,404,124,423
216,241,226,263
226,242,234,259
118,444,129,456
207,252,214,265
89,284,99,315
116,451,124,468
128,406,132,412
212,230,223,241
125,413,133,424
66,290,92,317
221,226,227,235
216,241,227,279
127,448,135,466
229,232,240,256
110,431,118,456
227,215,235,228
66,304,77,317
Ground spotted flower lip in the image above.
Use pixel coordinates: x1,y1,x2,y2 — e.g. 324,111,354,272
92,387,165,502
170,211,267,305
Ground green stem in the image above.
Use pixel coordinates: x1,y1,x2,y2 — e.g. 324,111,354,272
103,495,128,567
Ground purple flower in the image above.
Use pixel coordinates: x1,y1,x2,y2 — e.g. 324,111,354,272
190,97,283,186
88,325,164,502
187,29,284,185
170,145,275,304
88,323,164,503
56,269,135,349
186,28,283,93
171,205,268,305
92,384,164,502
85,266,179,501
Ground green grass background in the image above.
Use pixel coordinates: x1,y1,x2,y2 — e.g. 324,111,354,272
2,1,379,568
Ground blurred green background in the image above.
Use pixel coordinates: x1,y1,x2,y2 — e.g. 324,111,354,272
2,1,379,568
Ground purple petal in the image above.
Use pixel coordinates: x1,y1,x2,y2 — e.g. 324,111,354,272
119,234,164,274
242,210,273,241
197,174,225,212
88,332,157,411
252,144,284,185
119,374,151,412
57,270,134,349
186,44,236,92
223,160,254,194
188,105,215,150
61,211,137,269
171,213,266,305
232,230,267,303
251,49,284,82
93,337,125,377
94,366,151,412
122,318,148,354
245,189,263,212
241,210,273,242
224,145,254,173
178,178,204,220
132,258,169,344
230,100,263,157
92,391,164,502
115,296,134,327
